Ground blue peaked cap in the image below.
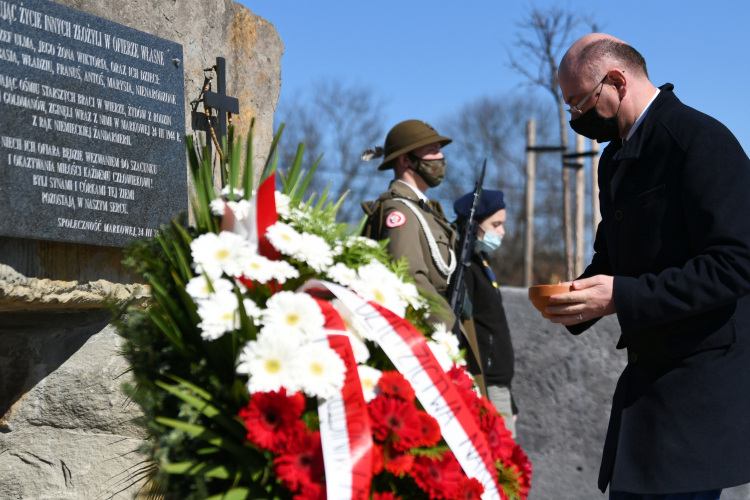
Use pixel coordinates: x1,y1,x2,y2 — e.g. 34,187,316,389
453,189,506,219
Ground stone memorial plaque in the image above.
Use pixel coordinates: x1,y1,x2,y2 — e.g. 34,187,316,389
0,0,186,247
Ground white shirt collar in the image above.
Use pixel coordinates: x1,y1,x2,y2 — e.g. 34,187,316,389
395,179,428,202
625,88,660,142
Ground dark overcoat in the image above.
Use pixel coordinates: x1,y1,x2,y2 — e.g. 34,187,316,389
568,84,750,494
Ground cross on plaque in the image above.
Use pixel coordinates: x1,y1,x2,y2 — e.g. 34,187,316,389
203,56,240,151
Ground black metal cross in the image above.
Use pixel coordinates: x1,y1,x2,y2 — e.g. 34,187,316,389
205,57,240,147
202,57,240,152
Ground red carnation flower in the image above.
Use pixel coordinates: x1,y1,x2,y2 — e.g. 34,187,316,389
481,412,515,463
274,431,325,492
371,443,384,475
416,412,442,447
456,477,485,500
368,395,422,450
383,441,415,476
412,452,463,500
511,443,532,495
238,389,306,453
373,492,400,500
377,371,416,402
293,482,326,500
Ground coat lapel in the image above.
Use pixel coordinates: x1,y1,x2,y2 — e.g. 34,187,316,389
609,84,675,200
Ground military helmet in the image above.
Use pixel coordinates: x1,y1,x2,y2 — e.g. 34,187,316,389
377,120,452,171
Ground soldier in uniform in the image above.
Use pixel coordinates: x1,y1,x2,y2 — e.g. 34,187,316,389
361,119,456,327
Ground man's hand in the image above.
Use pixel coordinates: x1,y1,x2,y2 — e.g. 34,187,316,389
545,275,616,325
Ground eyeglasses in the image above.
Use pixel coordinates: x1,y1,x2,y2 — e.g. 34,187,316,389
567,75,607,117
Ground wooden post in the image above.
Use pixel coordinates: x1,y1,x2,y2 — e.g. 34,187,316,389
564,162,573,281
591,139,601,235
524,120,536,287
575,134,585,277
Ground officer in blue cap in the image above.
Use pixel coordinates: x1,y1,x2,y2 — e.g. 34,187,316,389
454,189,518,437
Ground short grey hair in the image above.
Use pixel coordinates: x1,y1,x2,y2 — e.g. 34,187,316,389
577,39,649,84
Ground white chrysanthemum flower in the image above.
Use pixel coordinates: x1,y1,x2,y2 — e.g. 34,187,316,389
236,333,298,393
242,298,263,326
226,199,253,220
196,290,241,340
291,342,346,399
427,340,454,372
275,192,291,218
345,236,378,248
357,365,382,403
221,185,245,200
432,325,465,366
191,231,252,279
186,275,234,301
241,253,275,284
210,198,227,216
394,280,424,310
267,259,300,284
260,291,326,343
331,240,344,256
326,263,360,288
294,233,333,272
266,221,302,256
351,262,408,317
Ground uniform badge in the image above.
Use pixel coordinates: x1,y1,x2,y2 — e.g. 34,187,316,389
385,211,406,228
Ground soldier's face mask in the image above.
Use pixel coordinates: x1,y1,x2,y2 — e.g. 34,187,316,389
407,152,446,188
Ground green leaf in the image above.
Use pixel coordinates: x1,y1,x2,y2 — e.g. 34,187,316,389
155,417,254,459
242,118,255,198
163,373,213,400
261,124,284,181
155,380,246,440
293,153,323,204
146,308,184,350
205,487,251,500
163,461,232,479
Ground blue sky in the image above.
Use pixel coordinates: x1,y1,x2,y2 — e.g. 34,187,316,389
240,0,750,152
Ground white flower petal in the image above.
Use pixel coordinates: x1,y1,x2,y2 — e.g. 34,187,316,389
196,290,240,340
291,342,346,399
186,276,234,300
357,365,382,403
237,333,299,393
326,263,361,288
294,233,333,272
266,222,302,256
260,291,326,343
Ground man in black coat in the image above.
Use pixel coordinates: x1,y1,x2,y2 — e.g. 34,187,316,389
546,33,750,499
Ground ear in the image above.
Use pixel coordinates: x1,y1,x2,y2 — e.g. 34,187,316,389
397,154,412,169
609,68,627,98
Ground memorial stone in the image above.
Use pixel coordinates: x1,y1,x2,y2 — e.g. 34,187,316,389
0,0,186,247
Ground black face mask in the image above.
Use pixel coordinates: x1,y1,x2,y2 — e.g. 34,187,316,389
569,99,622,143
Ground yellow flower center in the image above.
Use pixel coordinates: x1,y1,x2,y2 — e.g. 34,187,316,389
250,262,261,270
373,289,385,304
310,363,324,376
265,359,281,373
215,249,230,260
281,234,291,242
285,313,300,326
221,312,234,322
362,379,374,391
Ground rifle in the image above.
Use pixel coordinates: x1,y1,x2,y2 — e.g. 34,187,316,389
446,159,486,338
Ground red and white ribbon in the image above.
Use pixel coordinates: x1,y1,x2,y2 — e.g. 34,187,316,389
311,297,373,500
220,173,281,260
302,281,501,500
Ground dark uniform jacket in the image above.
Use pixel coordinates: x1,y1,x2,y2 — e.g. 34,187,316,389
465,251,515,389
568,84,750,494
377,180,457,326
